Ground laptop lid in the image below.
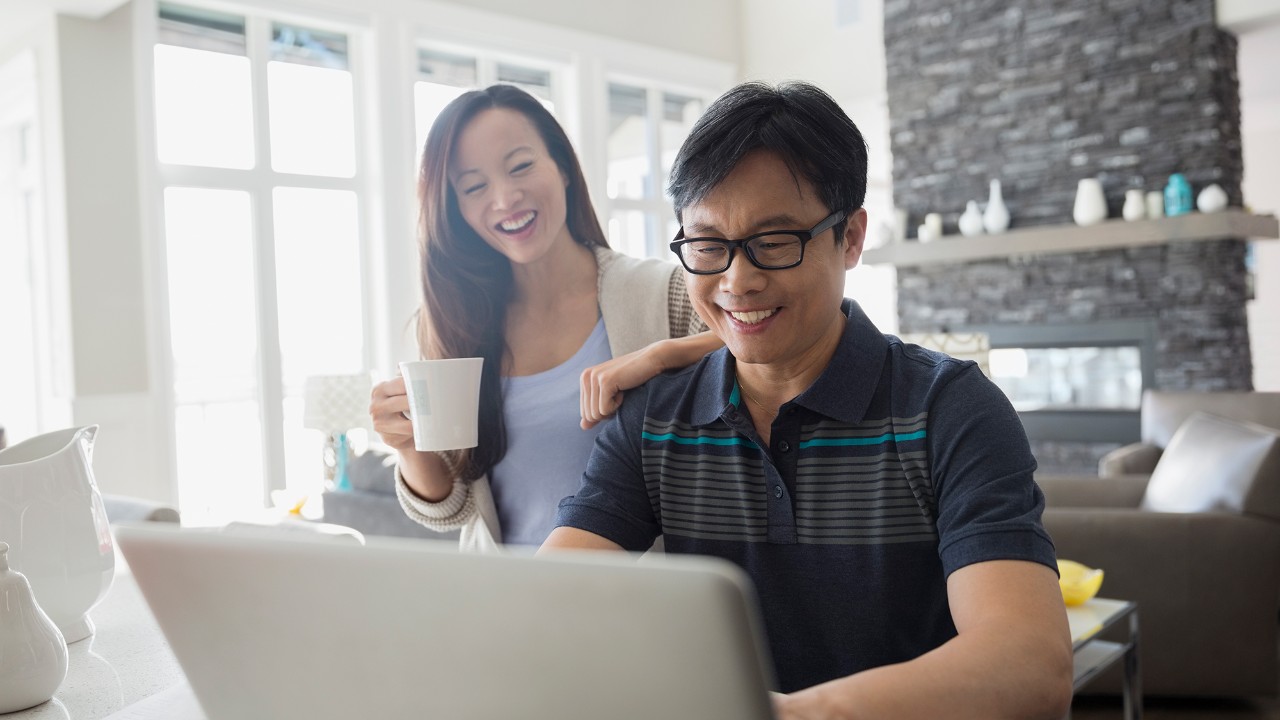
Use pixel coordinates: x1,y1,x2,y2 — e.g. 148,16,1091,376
115,524,777,720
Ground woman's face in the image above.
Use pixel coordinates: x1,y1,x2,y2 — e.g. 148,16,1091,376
449,108,573,266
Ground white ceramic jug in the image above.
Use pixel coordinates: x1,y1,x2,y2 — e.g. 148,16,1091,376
0,425,114,643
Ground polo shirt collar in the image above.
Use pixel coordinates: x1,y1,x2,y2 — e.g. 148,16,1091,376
686,299,888,427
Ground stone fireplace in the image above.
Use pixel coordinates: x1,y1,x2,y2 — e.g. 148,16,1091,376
883,0,1251,473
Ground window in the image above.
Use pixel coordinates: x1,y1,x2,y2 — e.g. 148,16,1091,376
412,46,559,168
605,82,703,260
153,2,370,524
0,50,57,444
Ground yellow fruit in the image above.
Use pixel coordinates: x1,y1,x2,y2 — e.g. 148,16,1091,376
1057,559,1104,606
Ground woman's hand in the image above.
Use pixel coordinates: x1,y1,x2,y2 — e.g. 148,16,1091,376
579,343,668,429
369,374,454,502
369,375,416,453
578,332,723,429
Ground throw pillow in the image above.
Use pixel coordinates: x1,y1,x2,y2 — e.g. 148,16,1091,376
1141,411,1280,514
345,450,398,496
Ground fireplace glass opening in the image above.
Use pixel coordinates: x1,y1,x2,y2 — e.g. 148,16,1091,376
989,346,1143,411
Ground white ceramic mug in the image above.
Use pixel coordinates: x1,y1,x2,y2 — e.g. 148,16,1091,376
399,358,484,451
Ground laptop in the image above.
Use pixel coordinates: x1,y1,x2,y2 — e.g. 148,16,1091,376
115,523,777,720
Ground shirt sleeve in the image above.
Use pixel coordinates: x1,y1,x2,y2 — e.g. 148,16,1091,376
926,363,1058,577
555,384,662,551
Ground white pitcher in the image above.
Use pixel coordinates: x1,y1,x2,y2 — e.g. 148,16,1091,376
0,425,114,643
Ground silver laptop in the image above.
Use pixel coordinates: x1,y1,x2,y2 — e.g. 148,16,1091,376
115,523,777,720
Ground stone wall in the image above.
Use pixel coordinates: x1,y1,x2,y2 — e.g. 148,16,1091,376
883,0,1251,473
884,0,1242,230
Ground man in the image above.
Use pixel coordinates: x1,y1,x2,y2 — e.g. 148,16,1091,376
542,82,1072,720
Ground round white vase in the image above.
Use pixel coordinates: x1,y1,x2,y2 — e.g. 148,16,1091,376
958,200,985,236
1197,183,1228,213
1073,178,1107,226
0,542,70,713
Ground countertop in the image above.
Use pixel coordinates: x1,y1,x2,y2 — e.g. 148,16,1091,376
4,547,189,719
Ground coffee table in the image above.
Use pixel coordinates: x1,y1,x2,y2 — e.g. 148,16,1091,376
1067,597,1141,720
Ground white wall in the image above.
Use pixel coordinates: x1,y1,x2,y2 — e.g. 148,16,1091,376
739,0,897,332
1240,23,1280,391
429,0,739,65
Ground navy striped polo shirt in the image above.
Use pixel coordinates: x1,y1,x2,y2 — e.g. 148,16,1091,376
556,299,1057,693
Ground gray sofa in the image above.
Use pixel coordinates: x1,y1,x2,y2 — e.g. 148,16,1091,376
1039,390,1280,698
320,451,457,541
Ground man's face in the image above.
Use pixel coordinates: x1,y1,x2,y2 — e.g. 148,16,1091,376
680,149,867,371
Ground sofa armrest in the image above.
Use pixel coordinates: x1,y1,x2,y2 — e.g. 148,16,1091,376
1098,442,1161,477
1043,508,1280,696
1037,474,1149,509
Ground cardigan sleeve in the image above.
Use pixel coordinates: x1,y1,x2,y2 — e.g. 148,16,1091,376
394,464,478,531
665,265,708,338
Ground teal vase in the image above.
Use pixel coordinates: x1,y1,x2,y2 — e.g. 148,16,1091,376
1164,174,1193,217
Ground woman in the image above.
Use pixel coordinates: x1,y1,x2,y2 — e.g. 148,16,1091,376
370,85,718,551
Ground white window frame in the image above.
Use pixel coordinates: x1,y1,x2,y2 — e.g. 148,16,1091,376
602,73,718,259
138,0,381,512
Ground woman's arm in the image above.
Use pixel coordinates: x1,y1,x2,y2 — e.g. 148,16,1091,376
579,331,723,429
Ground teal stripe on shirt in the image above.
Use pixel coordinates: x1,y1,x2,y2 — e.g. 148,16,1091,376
641,431,757,447
799,430,927,448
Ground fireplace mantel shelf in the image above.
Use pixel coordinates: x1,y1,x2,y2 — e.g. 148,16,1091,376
860,209,1279,267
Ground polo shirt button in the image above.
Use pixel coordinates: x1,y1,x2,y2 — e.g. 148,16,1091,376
773,485,783,499
778,440,791,453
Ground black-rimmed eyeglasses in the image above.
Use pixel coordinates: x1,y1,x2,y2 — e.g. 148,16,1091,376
668,209,846,274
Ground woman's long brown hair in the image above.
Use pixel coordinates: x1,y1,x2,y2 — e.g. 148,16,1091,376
417,84,608,481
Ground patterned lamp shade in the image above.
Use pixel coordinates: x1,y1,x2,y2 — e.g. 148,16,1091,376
896,333,991,378
302,373,373,433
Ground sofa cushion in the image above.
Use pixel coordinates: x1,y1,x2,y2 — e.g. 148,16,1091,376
345,450,397,495
1141,391,1280,448
1141,411,1280,516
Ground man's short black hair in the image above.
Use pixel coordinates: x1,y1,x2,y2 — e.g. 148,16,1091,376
667,81,868,236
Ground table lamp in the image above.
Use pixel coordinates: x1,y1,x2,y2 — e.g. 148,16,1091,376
302,373,373,492
896,333,991,378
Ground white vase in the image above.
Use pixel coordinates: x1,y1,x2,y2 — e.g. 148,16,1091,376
1122,189,1146,221
958,200,984,236
983,179,1010,233
892,208,909,244
0,426,115,643
0,542,69,713
1145,191,1164,219
1073,178,1107,226
1197,183,1228,213
924,213,943,239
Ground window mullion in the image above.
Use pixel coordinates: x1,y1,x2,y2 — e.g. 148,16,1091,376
246,13,288,503
477,56,496,86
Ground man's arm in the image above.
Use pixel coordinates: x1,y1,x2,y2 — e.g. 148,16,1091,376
539,527,625,554
774,558,1073,720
